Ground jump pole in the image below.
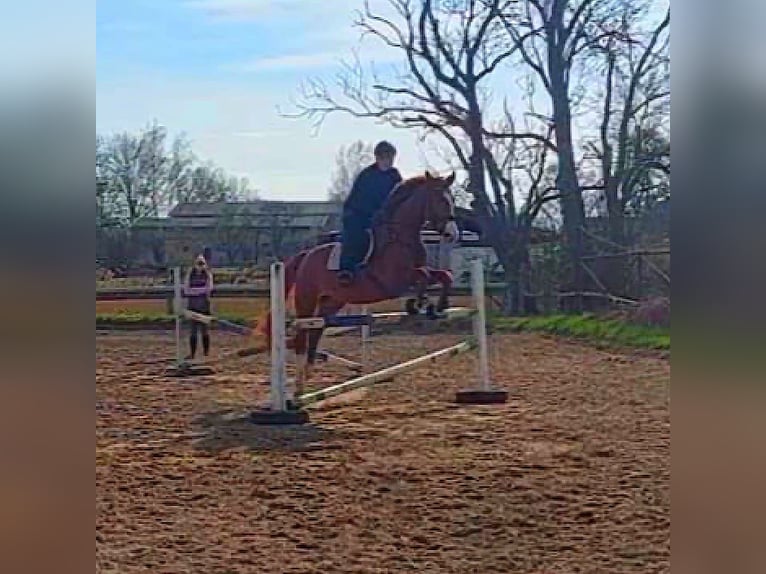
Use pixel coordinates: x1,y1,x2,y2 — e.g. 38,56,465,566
182,309,252,336
295,340,474,408
454,258,508,404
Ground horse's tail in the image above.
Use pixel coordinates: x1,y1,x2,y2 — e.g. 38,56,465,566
255,249,310,347
283,249,307,302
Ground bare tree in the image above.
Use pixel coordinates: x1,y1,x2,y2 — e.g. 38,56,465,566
215,204,256,265
328,140,375,202
574,4,669,293
594,6,669,245
186,163,251,203
622,125,669,217
99,122,166,224
497,0,628,304
163,134,197,205
291,0,558,312
97,121,256,226
96,135,120,226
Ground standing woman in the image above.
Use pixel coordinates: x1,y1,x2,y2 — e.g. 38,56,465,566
184,254,214,360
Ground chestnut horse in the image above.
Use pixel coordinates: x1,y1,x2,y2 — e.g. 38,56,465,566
259,172,459,395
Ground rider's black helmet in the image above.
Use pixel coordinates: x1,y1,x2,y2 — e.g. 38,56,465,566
374,140,396,157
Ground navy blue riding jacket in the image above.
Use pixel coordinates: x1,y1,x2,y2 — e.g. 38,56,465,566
343,164,402,227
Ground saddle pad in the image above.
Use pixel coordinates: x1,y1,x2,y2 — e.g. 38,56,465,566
325,231,375,271
326,243,342,271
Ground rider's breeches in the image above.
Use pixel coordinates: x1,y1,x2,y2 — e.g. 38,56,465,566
339,215,370,272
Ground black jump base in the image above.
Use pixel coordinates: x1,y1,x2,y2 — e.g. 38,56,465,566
250,407,310,425
165,363,216,377
455,388,509,405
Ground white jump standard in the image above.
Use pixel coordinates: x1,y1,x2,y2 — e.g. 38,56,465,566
454,259,508,405
250,261,309,424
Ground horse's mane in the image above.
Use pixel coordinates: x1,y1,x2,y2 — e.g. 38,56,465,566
379,175,430,221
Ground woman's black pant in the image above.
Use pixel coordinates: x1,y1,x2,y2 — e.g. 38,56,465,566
188,320,210,358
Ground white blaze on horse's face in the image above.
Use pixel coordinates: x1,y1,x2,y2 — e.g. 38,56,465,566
440,185,459,244
442,218,459,244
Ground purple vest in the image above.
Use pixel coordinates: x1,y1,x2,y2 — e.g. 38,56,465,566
187,268,210,313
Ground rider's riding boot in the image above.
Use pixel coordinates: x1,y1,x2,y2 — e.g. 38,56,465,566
337,269,354,287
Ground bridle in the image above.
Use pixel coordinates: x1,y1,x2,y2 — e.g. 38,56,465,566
426,188,455,233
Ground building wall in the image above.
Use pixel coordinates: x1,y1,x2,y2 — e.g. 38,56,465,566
163,226,321,267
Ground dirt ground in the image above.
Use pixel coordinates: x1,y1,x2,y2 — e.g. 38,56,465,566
96,327,669,573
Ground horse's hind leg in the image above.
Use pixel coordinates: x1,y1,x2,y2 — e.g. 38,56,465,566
293,288,319,398
307,297,344,367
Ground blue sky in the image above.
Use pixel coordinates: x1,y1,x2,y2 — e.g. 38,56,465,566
97,0,442,200
97,0,669,201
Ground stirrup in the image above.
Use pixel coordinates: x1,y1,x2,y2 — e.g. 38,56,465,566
337,270,354,286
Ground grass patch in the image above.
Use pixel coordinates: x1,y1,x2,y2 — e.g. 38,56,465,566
492,313,670,350
96,307,669,350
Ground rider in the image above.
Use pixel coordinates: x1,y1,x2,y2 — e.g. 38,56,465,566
337,140,402,285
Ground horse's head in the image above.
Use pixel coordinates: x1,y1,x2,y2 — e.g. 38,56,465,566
423,171,459,243
380,171,459,243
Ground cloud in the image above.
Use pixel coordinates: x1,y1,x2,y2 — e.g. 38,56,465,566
187,0,390,74
97,74,440,200
230,130,280,138
228,52,342,72
186,0,269,20
100,21,153,34
226,43,405,75
186,0,313,22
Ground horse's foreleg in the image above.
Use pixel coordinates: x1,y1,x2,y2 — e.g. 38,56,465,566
428,268,454,312
406,267,431,315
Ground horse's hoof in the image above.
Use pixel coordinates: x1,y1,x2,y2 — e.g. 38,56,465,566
405,298,420,315
239,333,269,356
237,345,262,357
425,303,446,320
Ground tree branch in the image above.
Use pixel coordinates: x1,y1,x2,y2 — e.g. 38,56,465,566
630,90,670,118
563,0,597,43
482,129,558,152
420,0,465,89
614,9,670,184
418,115,471,169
